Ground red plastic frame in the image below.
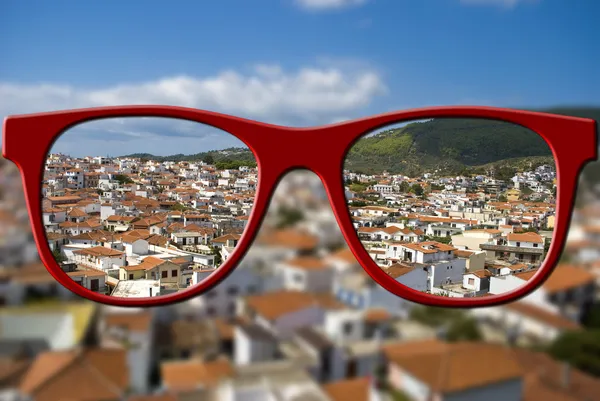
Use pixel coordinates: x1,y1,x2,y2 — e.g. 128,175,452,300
2,105,597,308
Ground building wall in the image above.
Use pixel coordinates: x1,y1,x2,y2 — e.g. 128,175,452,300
466,252,486,272
323,309,365,342
387,364,431,401
450,234,489,251
269,307,324,340
431,259,466,287
397,268,429,292
190,266,261,318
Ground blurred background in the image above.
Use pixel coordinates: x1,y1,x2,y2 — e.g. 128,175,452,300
1,1,599,400
1,113,600,400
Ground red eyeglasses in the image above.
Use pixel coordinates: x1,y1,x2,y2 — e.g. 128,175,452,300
2,105,597,308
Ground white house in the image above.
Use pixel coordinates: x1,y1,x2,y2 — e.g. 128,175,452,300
71,246,126,270
278,256,335,293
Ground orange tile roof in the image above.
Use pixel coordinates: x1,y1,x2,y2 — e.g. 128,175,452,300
283,256,328,270
329,248,359,264
161,357,233,392
256,228,319,251
19,348,128,401
323,377,371,401
507,232,544,244
504,302,581,330
383,340,523,393
104,311,153,332
364,308,392,322
245,291,345,321
515,265,595,293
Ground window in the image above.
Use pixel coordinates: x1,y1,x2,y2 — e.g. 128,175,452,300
227,286,239,296
228,303,237,315
343,322,354,335
206,307,216,317
172,269,178,277
206,290,218,298
516,242,521,247
161,270,168,279
533,243,538,248
128,274,133,280
468,278,475,285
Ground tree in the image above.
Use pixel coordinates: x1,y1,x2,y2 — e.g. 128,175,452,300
521,186,534,196
209,245,223,266
425,235,452,245
582,305,600,330
547,330,600,377
170,203,187,212
446,317,483,342
52,248,67,263
276,206,304,228
399,181,410,193
410,183,424,196
203,154,215,165
349,183,367,193
113,174,133,185
410,306,464,327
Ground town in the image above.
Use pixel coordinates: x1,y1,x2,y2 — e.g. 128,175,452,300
42,151,556,299
0,151,599,401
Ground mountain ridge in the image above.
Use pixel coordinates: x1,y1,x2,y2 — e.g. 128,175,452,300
119,107,600,179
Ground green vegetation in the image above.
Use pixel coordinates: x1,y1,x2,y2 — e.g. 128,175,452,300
423,235,452,244
209,245,222,266
410,183,424,196
389,389,412,401
583,305,600,330
170,203,187,212
546,329,600,377
113,174,134,185
345,117,552,176
52,248,67,263
276,206,305,228
121,147,257,168
410,306,483,342
121,108,600,184
349,183,368,193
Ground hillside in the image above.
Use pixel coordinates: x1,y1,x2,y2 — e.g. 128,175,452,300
345,107,600,177
122,147,257,170
120,107,600,179
345,117,552,176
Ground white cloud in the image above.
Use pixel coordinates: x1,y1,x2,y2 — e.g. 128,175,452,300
459,0,538,8
0,63,387,157
0,63,386,126
295,0,368,11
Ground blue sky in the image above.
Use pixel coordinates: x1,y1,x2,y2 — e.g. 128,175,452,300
1,0,598,156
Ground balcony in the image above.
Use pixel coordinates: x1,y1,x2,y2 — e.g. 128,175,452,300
479,243,544,255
